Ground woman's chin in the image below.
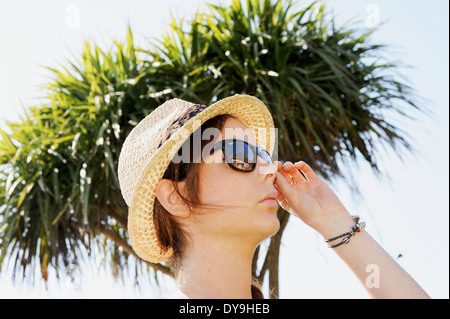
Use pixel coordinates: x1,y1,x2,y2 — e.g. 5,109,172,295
258,213,281,239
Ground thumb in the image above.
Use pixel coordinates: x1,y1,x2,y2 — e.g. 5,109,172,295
274,171,296,205
275,171,312,220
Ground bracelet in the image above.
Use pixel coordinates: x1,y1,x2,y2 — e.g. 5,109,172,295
325,215,366,248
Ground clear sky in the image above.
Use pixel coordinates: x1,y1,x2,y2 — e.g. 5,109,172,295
0,0,448,298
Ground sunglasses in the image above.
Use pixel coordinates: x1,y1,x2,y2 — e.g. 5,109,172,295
209,138,273,172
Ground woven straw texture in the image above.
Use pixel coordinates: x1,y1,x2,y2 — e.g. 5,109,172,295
118,94,275,263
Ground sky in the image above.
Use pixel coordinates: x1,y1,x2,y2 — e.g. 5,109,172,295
0,0,448,298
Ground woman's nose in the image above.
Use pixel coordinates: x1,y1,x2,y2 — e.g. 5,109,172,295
257,160,278,179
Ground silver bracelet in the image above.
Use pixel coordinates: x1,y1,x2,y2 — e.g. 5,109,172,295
325,215,366,248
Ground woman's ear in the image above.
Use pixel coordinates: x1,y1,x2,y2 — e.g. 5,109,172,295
154,179,191,218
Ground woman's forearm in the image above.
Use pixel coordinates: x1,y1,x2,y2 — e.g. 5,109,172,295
274,161,430,298
319,220,430,299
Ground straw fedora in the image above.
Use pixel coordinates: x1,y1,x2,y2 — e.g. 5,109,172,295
118,94,276,263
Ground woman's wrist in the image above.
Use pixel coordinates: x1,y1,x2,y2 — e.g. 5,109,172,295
313,211,356,241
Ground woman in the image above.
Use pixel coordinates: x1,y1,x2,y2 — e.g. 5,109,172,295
118,94,430,299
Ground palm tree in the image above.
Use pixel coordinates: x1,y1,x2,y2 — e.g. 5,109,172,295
0,0,428,298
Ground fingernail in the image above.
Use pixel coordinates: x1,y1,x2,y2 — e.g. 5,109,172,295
283,161,293,170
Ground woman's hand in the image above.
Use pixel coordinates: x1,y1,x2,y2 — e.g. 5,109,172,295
273,161,353,237
272,161,431,299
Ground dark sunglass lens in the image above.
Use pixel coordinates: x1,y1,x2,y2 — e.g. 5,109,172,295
259,150,272,164
224,140,256,171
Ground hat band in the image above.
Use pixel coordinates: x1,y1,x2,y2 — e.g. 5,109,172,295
157,103,208,149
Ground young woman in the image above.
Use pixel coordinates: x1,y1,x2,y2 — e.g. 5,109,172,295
118,95,430,299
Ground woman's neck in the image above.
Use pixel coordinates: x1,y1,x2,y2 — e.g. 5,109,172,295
177,235,257,299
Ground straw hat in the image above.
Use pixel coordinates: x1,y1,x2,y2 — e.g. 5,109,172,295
118,94,276,263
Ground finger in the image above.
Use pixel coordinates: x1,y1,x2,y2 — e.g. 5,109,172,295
283,162,307,184
278,168,294,186
282,161,294,171
275,172,311,217
278,198,290,212
274,174,291,210
276,188,284,202
274,171,297,204
275,185,290,211
273,160,283,171
294,161,319,181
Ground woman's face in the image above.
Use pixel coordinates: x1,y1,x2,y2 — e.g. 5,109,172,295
189,117,280,245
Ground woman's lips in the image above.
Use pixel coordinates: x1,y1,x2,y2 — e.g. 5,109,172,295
260,198,278,207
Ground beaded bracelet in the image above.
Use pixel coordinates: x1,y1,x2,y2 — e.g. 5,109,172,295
325,215,366,248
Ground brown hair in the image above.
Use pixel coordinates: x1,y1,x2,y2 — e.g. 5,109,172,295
153,113,265,299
